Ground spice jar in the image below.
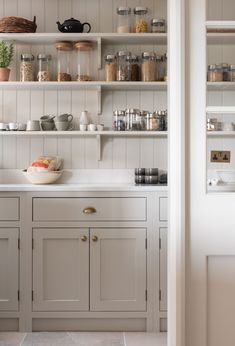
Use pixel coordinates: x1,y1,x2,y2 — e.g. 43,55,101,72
141,52,156,81
20,54,34,82
104,54,117,81
74,41,93,81
229,64,235,82
222,63,229,81
133,7,148,33
207,64,223,82
125,108,141,131
116,51,130,81
37,54,52,81
55,41,73,81
126,55,140,81
116,7,131,33
113,110,126,131
151,19,166,33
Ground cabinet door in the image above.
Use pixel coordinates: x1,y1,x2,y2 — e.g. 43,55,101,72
160,227,167,311
90,228,146,311
0,228,19,311
33,228,89,311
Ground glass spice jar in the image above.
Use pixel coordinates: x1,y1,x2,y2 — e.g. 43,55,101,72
113,110,126,131
151,18,166,33
104,54,117,81
207,64,223,82
37,54,52,81
125,108,141,131
116,7,131,33
74,41,93,81
141,52,156,81
20,54,34,82
116,51,130,81
133,7,148,33
229,64,235,82
55,41,73,81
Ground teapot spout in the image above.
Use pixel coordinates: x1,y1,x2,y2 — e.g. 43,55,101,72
56,21,62,31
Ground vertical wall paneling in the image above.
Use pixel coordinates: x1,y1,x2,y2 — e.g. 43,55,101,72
2,137,17,169
30,91,44,120
126,138,140,168
71,138,85,168
16,137,30,169
58,137,72,169
17,90,30,123
112,137,127,168
43,137,58,157
3,91,17,123
30,138,44,162
84,137,99,168
140,138,154,168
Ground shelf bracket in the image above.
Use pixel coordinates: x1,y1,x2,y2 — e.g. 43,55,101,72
97,85,102,115
97,37,102,69
97,134,101,161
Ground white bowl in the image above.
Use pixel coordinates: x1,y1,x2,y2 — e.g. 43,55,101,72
23,170,63,184
217,170,235,184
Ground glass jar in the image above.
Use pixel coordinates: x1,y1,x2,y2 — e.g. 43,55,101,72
55,41,73,81
20,54,34,82
133,7,148,33
155,55,162,81
207,118,218,131
104,54,117,81
116,51,130,81
116,7,131,33
207,64,223,82
126,55,140,81
125,108,141,131
113,110,126,131
222,63,229,81
74,41,93,81
162,53,167,81
141,52,156,81
37,54,52,81
229,64,235,82
151,18,166,33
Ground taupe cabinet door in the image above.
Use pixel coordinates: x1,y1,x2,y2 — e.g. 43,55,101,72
33,228,89,311
0,228,19,311
90,228,147,311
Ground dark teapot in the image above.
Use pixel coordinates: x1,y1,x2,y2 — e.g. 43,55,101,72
56,17,91,33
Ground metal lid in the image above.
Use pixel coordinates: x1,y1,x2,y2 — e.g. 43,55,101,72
215,64,222,70
125,108,140,114
142,51,156,59
208,64,216,70
117,6,131,15
37,54,52,61
113,110,125,116
151,18,166,25
134,7,148,15
117,50,130,57
127,54,139,63
207,118,218,123
156,55,162,61
105,54,116,62
21,54,34,61
229,64,235,70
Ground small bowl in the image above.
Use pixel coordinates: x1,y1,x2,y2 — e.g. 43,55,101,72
217,170,235,184
23,170,63,184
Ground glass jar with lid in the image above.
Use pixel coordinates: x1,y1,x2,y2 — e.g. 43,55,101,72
133,7,148,33
126,55,140,81
104,54,117,81
141,52,156,81
125,108,141,131
207,64,223,82
20,54,34,82
55,41,73,81
151,19,166,33
222,63,229,81
161,53,167,81
74,41,93,81
37,54,52,81
116,51,130,81
229,64,235,82
155,55,162,81
113,110,126,131
116,7,131,33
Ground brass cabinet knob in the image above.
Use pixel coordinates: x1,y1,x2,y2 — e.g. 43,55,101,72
83,207,97,214
92,235,98,242
81,235,87,242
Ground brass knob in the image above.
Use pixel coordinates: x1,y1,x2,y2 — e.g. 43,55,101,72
92,235,98,242
81,235,87,242
83,207,97,214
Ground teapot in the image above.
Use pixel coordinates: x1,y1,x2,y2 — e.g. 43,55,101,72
56,17,91,33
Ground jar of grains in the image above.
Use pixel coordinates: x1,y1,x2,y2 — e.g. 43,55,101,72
141,52,156,81
207,64,223,82
133,7,148,33
126,55,140,81
37,54,52,81
229,64,235,82
116,7,131,33
151,18,166,33
113,110,126,131
20,54,34,82
222,63,229,81
74,41,93,81
104,54,117,81
116,51,130,81
55,41,73,81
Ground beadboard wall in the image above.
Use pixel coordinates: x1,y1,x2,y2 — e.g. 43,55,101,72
0,0,168,170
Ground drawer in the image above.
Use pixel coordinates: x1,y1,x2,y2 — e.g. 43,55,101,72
159,197,168,221
0,198,19,221
33,197,147,222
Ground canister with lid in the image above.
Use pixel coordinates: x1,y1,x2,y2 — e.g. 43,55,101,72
74,41,93,81
229,64,235,82
104,54,117,81
207,64,223,82
151,18,166,33
55,41,73,81
222,63,229,81
125,108,141,131
113,110,126,131
126,55,140,81
37,54,52,81
116,7,131,33
116,51,130,81
141,52,156,81
133,7,148,33
20,54,34,82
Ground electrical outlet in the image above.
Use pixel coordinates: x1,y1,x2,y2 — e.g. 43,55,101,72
210,150,231,163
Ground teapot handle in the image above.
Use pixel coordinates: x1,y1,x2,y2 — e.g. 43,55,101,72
82,22,91,33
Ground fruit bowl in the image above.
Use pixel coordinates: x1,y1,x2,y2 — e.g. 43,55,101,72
23,170,63,184
217,170,235,184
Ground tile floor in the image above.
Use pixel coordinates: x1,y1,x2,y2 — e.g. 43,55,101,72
0,332,167,346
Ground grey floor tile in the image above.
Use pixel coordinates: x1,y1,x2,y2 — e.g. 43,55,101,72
69,332,125,346
22,332,76,346
0,332,26,346
124,332,167,346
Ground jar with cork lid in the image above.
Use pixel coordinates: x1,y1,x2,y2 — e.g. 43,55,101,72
74,41,93,81
55,41,73,81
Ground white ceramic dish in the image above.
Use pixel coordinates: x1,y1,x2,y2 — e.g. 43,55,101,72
217,170,235,184
23,170,63,184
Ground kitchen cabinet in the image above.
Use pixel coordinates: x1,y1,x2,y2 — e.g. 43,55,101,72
0,228,19,311
159,227,167,312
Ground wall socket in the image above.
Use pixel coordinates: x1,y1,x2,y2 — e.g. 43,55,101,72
210,150,231,163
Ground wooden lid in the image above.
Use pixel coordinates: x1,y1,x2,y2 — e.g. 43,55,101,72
54,41,73,51
74,41,93,50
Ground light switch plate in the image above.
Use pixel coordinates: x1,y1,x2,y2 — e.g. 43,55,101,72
210,150,231,163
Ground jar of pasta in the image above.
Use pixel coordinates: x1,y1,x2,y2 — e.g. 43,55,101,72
133,7,148,33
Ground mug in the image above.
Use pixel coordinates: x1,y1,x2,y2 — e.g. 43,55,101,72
55,114,73,122
88,124,97,131
8,122,18,131
40,115,55,122
41,121,55,131
79,124,87,131
0,122,8,131
55,121,74,131
97,124,104,131
26,120,41,131
18,123,27,131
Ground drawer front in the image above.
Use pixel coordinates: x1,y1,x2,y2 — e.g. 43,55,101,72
0,198,19,221
33,197,147,222
159,197,168,222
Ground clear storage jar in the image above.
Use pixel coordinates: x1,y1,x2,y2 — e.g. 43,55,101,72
104,54,117,81
20,54,34,82
229,64,235,82
113,110,126,131
55,41,73,81
155,55,162,81
222,63,229,81
126,55,140,81
116,7,131,33
74,41,93,81
141,52,156,81
133,7,148,33
37,54,52,81
125,108,141,131
207,64,223,82
161,53,167,81
151,18,166,33
116,51,130,81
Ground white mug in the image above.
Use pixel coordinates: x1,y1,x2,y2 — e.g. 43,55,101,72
8,122,18,131
18,123,27,131
79,124,87,131
88,123,97,131
97,124,104,131
0,122,8,131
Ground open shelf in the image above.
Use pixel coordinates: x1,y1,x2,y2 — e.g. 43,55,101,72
207,131,235,137
206,106,235,114
207,82,235,90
